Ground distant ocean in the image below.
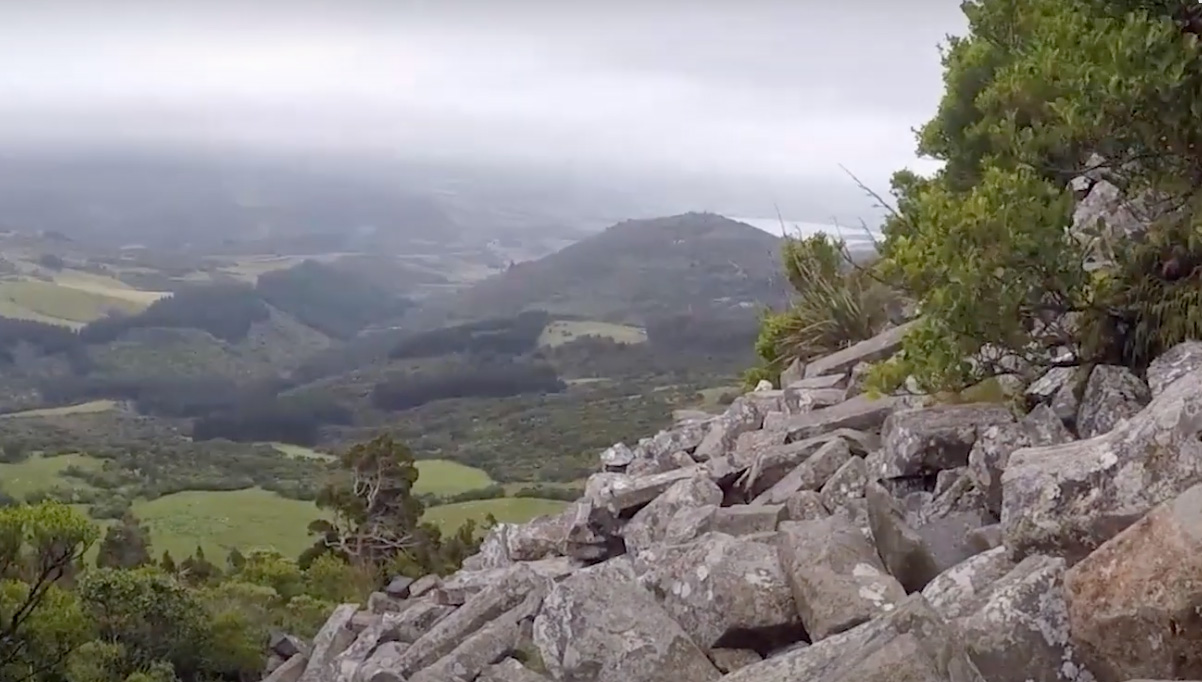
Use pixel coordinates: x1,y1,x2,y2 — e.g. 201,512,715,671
731,216,881,245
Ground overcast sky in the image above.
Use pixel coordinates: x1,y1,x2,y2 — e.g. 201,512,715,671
0,1,966,194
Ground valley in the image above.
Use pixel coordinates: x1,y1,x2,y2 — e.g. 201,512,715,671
0,211,772,563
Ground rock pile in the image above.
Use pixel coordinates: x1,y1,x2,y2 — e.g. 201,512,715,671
264,332,1202,682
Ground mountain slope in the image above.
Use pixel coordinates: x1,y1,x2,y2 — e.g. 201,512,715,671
421,212,787,325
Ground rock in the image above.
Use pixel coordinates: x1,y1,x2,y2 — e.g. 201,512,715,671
920,547,1016,621
721,594,985,682
708,505,787,536
507,507,572,561
775,516,905,641
780,358,805,387
708,648,763,673
332,612,405,682
383,576,414,599
1076,365,1150,438
298,603,358,682
784,490,829,521
673,409,712,424
755,379,775,391
600,442,636,470
960,555,1094,682
752,438,852,505
407,574,441,599
585,467,702,514
1146,340,1202,398
393,565,550,677
270,632,310,659
463,523,514,571
264,655,308,682
818,456,868,512
533,560,721,682
354,642,408,682
564,499,624,563
366,592,406,615
783,386,848,415
660,505,718,546
392,601,456,643
732,428,789,458
784,395,903,441
968,403,1074,515
622,474,722,554
1001,368,1202,563
736,430,875,499
1071,179,1147,270
1051,379,1082,432
479,658,551,681
636,420,711,462
787,373,847,390
1026,366,1075,407
866,480,941,593
693,396,767,461
804,321,916,379
638,532,802,653
964,523,1004,553
409,591,543,682
878,403,1015,479
935,467,967,497
1065,481,1202,681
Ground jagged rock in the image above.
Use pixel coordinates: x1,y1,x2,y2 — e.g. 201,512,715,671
332,612,405,682
585,468,701,514
1001,367,1202,563
877,403,1015,479
383,576,414,599
693,395,767,461
348,611,375,634
264,654,287,676
599,442,636,470
920,547,1016,621
804,321,916,379
392,566,550,677
1076,365,1150,438
392,601,456,643
1146,340,1202,398
637,420,711,461
787,373,847,390
755,379,775,391
354,642,407,682
298,603,358,682
1026,366,1075,406
752,438,852,505
270,632,310,659
479,658,551,681
959,555,1094,682
1065,482,1202,681
622,474,722,554
818,456,868,512
721,593,985,682
964,524,1003,552
1071,178,1147,270
709,648,763,673
1051,379,1082,431
866,480,941,593
564,499,624,563
436,559,576,606
919,473,989,523
784,395,903,441
638,532,802,653
264,654,307,682
935,467,967,497
407,574,440,599
661,505,718,546
846,360,873,397
463,523,514,571
776,516,905,641
780,358,805,387
409,591,543,682
782,386,848,415
732,428,788,458
709,505,786,536
737,430,876,499
968,403,1074,515
834,497,874,541
627,447,694,477
784,490,829,521
507,507,572,561
533,560,722,682
673,409,712,423
366,592,405,615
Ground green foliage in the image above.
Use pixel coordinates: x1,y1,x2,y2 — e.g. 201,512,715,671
872,0,1202,391
96,512,153,570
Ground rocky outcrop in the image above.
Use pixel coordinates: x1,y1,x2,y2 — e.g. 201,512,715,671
275,327,1202,682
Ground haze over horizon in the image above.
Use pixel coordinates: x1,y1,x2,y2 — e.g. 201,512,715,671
0,1,967,228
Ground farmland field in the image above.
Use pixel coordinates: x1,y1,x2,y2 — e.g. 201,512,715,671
537,320,647,348
0,400,118,419
413,459,496,496
0,453,104,499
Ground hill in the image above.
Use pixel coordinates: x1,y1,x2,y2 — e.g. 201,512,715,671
418,212,788,326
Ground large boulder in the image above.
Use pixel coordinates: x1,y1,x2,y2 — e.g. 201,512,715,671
622,474,722,554
408,590,543,682
693,395,767,461
637,532,802,653
920,547,1016,622
876,403,1015,479
564,499,624,563
1076,365,1150,438
1000,367,1202,564
298,604,358,682
783,395,903,441
1146,340,1202,398
1065,482,1202,681
532,560,721,682
817,456,868,512
720,593,986,682
968,403,1074,515
776,516,905,641
866,480,941,593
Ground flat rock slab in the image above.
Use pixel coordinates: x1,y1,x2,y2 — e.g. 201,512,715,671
776,516,905,641
1065,482,1202,681
1001,367,1202,564
784,395,903,441
803,321,916,379
920,546,1016,622
533,560,721,682
721,593,985,682
1146,340,1202,398
877,403,1015,479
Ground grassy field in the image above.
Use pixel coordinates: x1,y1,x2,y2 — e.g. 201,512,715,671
0,279,148,326
0,453,104,499
538,320,647,348
0,400,118,419
270,442,335,461
132,488,319,560
51,269,169,306
413,459,496,496
423,498,569,532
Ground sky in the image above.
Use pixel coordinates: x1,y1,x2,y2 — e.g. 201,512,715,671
0,1,967,214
